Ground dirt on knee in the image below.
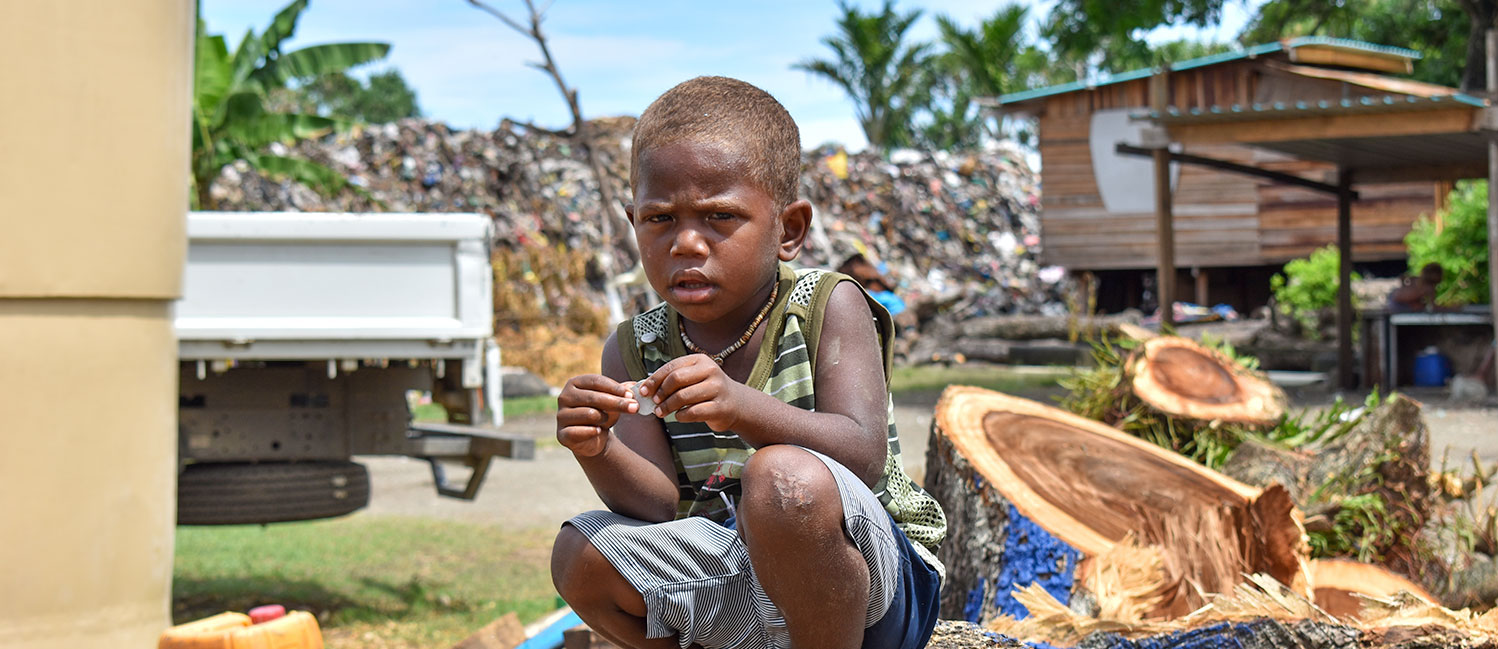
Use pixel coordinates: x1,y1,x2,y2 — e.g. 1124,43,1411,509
742,447,837,519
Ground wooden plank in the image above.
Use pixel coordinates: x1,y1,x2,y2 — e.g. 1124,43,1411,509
1168,107,1479,145
452,612,526,649
1288,46,1413,75
1043,244,1266,270
1045,231,1262,247
1261,243,1407,262
1355,163,1488,183
1043,205,1258,219
1258,224,1413,247
563,626,620,649
1044,217,1259,234
1041,194,1104,208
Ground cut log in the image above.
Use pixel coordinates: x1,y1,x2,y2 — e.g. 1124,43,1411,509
1309,558,1437,618
1129,336,1287,425
1221,437,1315,504
925,386,1308,625
1223,394,1433,572
957,312,1142,341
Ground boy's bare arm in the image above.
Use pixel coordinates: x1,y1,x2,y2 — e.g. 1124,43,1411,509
640,282,889,486
556,332,681,522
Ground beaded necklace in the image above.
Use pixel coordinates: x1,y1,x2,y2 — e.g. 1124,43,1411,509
678,282,779,365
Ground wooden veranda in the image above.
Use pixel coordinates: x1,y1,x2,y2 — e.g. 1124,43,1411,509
1133,71,1495,389
996,37,1498,390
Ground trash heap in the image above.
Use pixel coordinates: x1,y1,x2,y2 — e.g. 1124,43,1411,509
798,146,1067,321
209,116,640,280
210,117,1064,314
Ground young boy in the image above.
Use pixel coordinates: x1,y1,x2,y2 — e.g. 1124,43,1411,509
551,76,945,649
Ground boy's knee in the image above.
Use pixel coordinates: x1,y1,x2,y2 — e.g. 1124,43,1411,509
551,524,604,599
740,445,839,522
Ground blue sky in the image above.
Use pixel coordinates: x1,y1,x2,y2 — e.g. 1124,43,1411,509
201,0,1263,150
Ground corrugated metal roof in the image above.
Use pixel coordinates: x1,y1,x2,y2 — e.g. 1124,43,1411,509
1132,93,1484,123
1281,36,1421,61
998,38,1422,105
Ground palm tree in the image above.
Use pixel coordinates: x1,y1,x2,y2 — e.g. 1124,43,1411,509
932,6,1034,143
192,0,390,209
793,0,930,151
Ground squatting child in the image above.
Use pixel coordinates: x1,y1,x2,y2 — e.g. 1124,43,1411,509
551,76,946,649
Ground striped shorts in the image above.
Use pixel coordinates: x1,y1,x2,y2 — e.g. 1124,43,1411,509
565,448,913,649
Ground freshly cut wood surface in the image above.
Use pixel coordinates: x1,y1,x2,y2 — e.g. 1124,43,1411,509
1129,336,1287,425
930,386,1307,620
1309,558,1436,619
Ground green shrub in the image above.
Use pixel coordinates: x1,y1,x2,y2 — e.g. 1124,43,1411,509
1407,180,1491,305
1270,244,1358,338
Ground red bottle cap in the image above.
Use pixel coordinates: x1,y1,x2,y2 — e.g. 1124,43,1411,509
248,604,286,624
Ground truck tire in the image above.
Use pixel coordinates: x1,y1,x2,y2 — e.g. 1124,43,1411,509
177,461,370,525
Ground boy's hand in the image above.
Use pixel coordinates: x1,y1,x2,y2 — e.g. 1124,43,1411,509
556,374,638,457
637,354,747,432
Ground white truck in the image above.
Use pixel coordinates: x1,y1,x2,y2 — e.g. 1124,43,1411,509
174,211,532,525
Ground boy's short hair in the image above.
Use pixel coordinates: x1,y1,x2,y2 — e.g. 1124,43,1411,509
630,76,801,211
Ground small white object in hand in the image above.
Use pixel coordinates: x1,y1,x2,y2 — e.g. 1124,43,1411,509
630,382,656,418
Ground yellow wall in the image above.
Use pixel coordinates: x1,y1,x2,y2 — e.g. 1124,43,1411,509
0,1,191,299
0,1,192,647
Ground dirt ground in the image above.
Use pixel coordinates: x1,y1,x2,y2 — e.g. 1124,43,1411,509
356,381,1498,531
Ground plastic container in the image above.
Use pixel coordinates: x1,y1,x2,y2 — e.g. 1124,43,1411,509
1413,346,1452,387
159,610,322,649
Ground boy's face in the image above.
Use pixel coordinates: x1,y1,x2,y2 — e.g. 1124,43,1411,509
627,138,807,328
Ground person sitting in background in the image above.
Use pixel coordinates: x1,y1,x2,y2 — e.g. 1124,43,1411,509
837,253,906,317
1388,262,1446,313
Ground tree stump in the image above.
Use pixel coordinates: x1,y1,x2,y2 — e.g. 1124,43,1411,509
925,386,1308,625
1129,336,1287,426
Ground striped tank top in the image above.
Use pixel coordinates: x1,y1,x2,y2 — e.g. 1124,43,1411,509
617,263,946,570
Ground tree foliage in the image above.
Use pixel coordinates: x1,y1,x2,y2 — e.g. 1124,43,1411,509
793,0,932,150
273,69,422,124
1406,181,1492,305
1270,245,1359,339
192,0,390,209
916,6,1037,149
802,0,1482,153
1043,0,1227,71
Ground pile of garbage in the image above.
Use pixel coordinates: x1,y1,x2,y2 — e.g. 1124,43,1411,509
799,146,1067,320
209,117,1069,333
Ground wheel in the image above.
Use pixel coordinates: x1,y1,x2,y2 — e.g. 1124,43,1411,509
177,460,370,525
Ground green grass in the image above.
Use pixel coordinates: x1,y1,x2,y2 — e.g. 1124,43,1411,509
411,394,557,423
173,517,558,648
500,394,559,418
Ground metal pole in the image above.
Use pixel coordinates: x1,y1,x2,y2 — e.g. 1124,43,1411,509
1151,67,1176,326
1487,29,1498,393
1337,169,1355,390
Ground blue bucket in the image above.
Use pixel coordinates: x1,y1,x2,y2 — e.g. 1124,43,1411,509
1413,347,1452,387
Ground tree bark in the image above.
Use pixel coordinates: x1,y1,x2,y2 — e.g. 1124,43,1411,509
1223,394,1433,571
1460,0,1498,92
929,618,1498,649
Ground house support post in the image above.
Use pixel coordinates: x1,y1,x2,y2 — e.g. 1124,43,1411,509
1337,169,1356,390
1487,29,1498,392
1151,68,1176,326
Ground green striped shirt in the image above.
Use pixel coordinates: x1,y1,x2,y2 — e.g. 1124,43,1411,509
618,264,946,570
